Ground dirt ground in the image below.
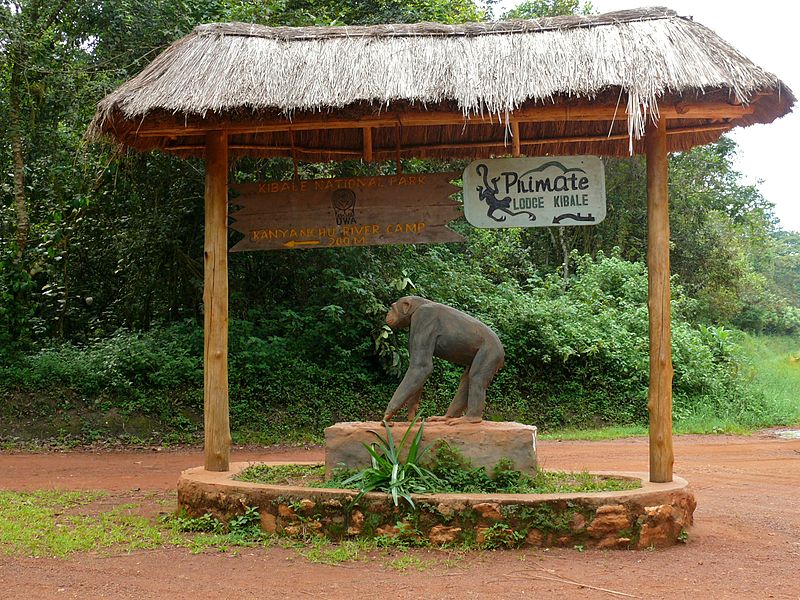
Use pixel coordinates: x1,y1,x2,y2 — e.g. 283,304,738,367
1,432,798,600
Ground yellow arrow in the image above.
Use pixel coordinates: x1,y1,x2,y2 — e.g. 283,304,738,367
284,239,321,248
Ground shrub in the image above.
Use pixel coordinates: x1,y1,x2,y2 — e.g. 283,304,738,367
0,252,757,440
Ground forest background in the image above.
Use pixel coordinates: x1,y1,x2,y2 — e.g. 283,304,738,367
1,0,798,446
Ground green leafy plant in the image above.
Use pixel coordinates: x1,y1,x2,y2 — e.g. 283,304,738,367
428,442,640,494
341,418,441,508
167,510,225,534
480,522,526,549
228,505,263,540
165,505,264,541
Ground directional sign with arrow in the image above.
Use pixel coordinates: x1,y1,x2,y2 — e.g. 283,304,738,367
229,172,464,252
283,240,321,249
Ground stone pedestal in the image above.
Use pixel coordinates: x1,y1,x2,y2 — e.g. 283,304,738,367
324,420,537,476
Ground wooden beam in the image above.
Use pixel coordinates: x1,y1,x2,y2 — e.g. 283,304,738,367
136,102,754,138
166,144,362,156
164,123,732,156
203,130,231,472
645,115,674,484
368,123,730,154
666,123,735,136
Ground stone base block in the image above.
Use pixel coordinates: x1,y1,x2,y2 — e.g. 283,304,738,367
324,420,537,476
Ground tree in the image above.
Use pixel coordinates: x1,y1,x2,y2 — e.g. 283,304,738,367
0,0,493,350
1,0,77,256
771,231,800,306
1,0,796,356
0,0,103,348
221,0,488,25
501,0,593,19
0,0,227,346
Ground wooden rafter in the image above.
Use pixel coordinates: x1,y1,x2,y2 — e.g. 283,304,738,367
164,123,733,156
137,102,753,139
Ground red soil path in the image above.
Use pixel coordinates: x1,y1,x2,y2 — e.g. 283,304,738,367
1,432,798,599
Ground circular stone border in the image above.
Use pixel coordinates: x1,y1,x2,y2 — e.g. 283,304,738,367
177,462,696,549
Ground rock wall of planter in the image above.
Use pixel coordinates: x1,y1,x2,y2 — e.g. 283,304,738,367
178,462,696,550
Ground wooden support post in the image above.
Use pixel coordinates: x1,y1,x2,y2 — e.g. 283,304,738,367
363,127,373,162
203,130,231,471
645,116,674,483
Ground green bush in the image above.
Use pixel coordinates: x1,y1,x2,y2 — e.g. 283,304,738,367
0,251,760,440
449,251,747,428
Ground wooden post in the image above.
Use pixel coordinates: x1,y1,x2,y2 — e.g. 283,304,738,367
203,130,231,471
511,121,521,157
363,127,373,162
645,116,674,483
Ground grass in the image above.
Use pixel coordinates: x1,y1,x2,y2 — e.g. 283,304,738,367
0,491,168,557
740,334,800,425
539,334,800,440
300,537,373,564
539,425,647,441
0,490,278,558
0,491,448,567
666,334,800,435
386,554,433,571
530,470,640,493
541,421,755,440
235,460,640,495
234,463,326,485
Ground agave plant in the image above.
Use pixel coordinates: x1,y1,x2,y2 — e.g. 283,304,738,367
342,417,441,508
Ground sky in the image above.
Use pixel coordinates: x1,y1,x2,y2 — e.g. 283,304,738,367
495,0,800,232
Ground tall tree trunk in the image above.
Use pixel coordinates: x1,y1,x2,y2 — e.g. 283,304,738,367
5,0,71,258
547,227,571,286
558,226,570,284
9,60,29,257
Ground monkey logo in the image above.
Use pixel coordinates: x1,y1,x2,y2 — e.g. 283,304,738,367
331,188,357,225
475,163,536,223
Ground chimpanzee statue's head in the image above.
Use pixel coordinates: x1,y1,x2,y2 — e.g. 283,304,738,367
385,296,429,329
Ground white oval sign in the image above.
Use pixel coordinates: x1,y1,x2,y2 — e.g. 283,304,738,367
462,156,606,228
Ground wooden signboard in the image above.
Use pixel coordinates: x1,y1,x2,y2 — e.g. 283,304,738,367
229,173,464,252
462,156,606,228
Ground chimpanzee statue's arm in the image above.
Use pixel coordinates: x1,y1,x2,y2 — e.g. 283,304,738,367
383,302,437,421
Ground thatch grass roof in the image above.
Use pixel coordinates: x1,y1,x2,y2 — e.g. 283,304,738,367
89,7,793,159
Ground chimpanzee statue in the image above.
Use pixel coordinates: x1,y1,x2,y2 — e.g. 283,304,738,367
382,296,504,424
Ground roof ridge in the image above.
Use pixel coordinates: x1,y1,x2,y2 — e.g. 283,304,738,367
194,7,679,40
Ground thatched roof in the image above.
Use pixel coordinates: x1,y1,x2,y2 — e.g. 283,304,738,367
89,7,794,160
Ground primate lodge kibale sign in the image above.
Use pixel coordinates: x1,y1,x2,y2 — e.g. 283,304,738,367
463,156,606,228
229,172,464,251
